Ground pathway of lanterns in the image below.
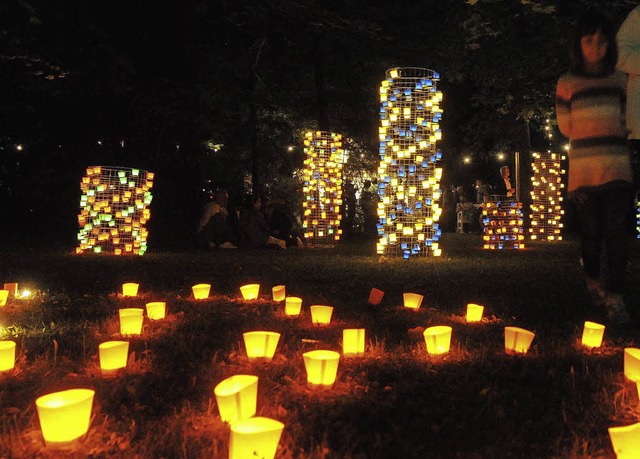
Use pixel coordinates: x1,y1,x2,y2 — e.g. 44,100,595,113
0,280,639,458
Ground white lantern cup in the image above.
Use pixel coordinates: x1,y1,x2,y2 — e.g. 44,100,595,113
214,374,258,423
35,389,95,448
229,417,284,459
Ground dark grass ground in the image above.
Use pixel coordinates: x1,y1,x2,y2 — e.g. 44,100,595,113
1,233,640,458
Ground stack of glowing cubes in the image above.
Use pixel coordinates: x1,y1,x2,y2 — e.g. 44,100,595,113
376,67,443,258
482,200,525,250
76,166,154,255
529,151,565,241
302,131,344,244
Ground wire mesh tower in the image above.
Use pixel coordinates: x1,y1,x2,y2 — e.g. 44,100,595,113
529,151,566,241
76,166,154,255
302,131,344,244
376,67,443,258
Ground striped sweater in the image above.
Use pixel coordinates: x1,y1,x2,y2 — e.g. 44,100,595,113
555,69,632,192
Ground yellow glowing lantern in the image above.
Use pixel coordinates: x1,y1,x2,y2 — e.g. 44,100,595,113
285,297,302,316
122,282,139,297
504,326,535,355
342,329,365,357
368,288,385,305
272,285,286,302
98,341,129,376
624,348,640,380
229,416,284,459
240,284,260,300
214,374,258,423
3,283,17,297
310,305,333,325
243,331,281,361
529,151,566,241
145,301,166,320
466,303,484,322
423,326,452,355
0,340,16,372
192,283,211,300
403,293,423,309
35,389,95,447
303,350,340,388
609,422,640,459
0,290,8,307
119,308,143,335
581,321,605,348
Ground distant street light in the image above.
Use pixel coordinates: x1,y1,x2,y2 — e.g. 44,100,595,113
497,153,505,161
463,156,471,164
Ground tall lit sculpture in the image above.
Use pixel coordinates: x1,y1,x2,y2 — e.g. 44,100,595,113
529,151,566,241
482,200,525,250
76,166,154,255
302,131,344,244
376,68,443,258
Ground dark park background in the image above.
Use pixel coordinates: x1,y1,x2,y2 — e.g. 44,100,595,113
1,0,637,249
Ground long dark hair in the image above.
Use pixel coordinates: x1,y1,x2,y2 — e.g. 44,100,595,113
571,11,618,75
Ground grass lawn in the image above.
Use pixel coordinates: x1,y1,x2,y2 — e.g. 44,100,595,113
1,233,639,458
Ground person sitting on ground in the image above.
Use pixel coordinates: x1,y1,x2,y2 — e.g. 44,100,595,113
264,199,305,247
196,189,238,249
238,196,287,249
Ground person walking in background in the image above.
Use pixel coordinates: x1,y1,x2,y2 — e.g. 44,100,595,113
556,11,633,323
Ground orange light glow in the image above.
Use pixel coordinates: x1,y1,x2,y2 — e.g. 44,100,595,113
423,326,452,355
0,341,16,372
465,303,484,323
504,326,535,355
119,308,143,335
243,331,281,361
403,292,423,309
342,329,365,357
303,350,340,388
122,283,139,297
240,284,260,300
145,302,166,320
98,341,129,376
368,288,384,305
310,305,333,325
284,297,302,316
581,321,605,348
36,389,95,447
192,284,211,300
271,285,286,302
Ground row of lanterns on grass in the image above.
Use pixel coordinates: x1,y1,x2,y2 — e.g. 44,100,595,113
1,281,639,457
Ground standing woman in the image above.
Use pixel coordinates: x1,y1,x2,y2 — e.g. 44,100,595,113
556,12,633,324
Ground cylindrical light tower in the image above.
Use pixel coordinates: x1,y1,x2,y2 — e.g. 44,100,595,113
376,68,443,258
302,131,344,244
529,151,566,241
76,166,154,255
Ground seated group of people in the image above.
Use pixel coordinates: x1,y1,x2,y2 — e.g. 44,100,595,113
196,190,303,250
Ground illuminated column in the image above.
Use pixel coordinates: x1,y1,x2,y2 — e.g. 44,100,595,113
302,131,344,244
376,67,443,258
76,166,154,255
529,151,566,241
482,200,525,250
636,192,639,239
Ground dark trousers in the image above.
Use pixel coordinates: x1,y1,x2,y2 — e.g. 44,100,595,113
573,183,632,293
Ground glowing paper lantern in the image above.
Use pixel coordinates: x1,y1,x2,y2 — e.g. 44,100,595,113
466,303,484,323
581,321,605,348
285,297,302,316
119,308,143,335
504,327,535,355
423,326,452,355
243,331,281,361
609,422,640,459
303,350,340,388
310,305,333,325
624,348,640,380
342,329,365,357
376,67,444,258
240,284,260,300
302,131,344,244
0,340,16,372
403,293,423,309
482,200,525,250
35,389,95,447
192,283,211,300
529,151,565,241
122,283,139,297
272,285,286,302
76,166,154,255
214,374,258,423
368,288,384,305
145,301,166,320
3,283,17,297
98,341,129,376
229,417,284,459
0,290,8,307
